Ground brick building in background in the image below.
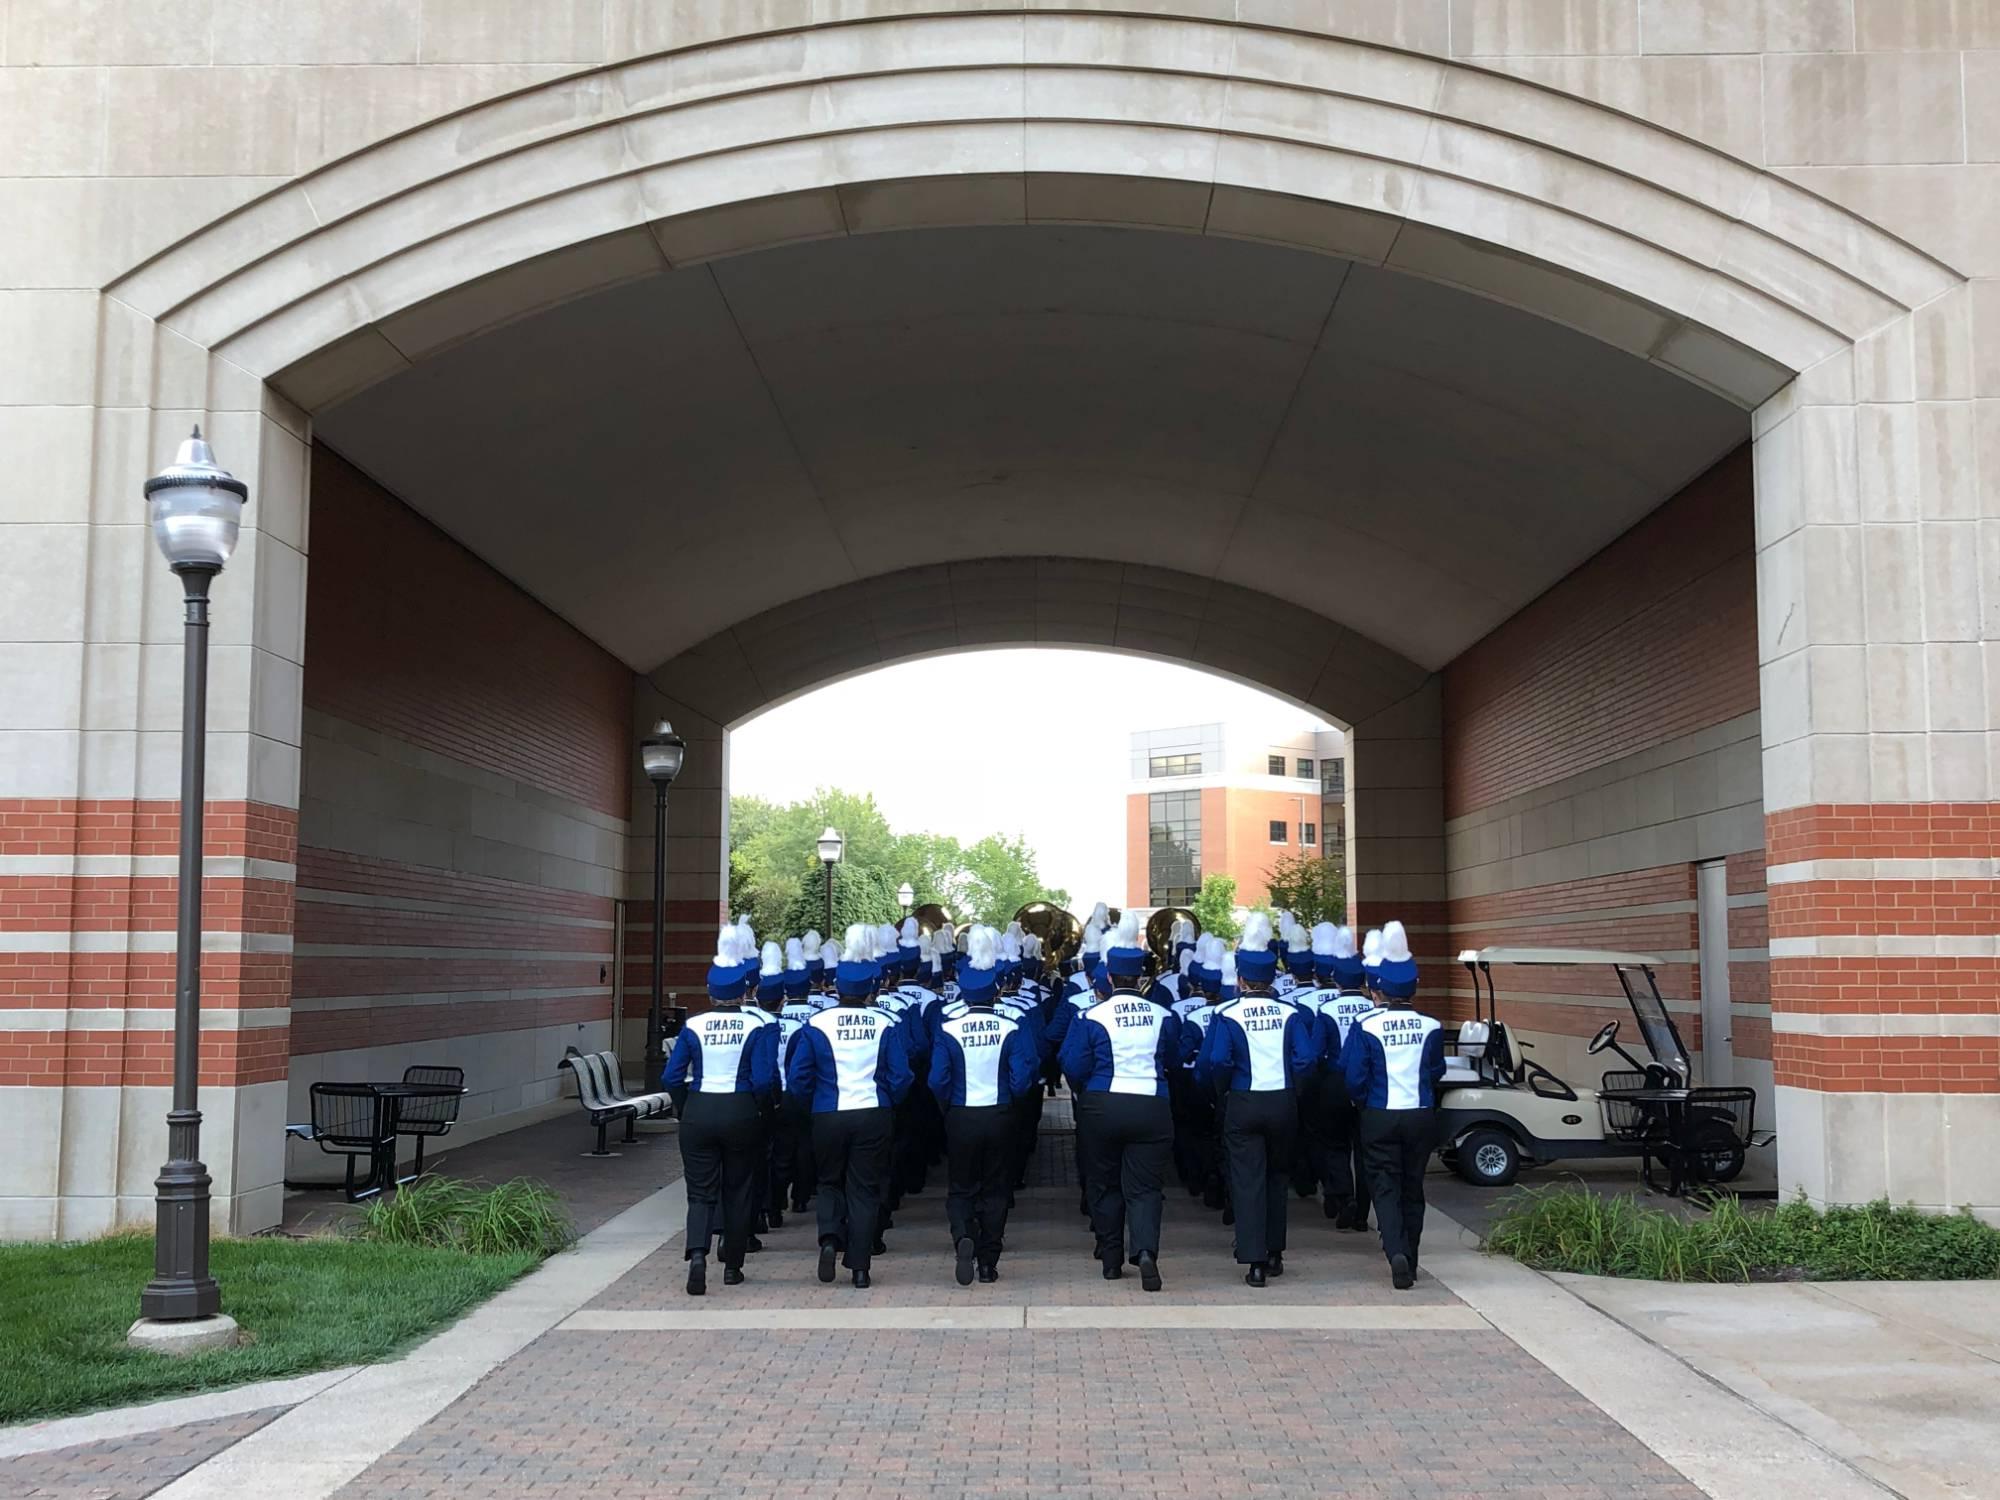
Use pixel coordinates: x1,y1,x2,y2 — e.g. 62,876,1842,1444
1124,723,1346,913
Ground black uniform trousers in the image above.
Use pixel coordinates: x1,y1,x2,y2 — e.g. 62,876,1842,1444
769,1091,812,1213
812,1105,893,1273
1222,1086,1297,1265
1306,1074,1369,1224
1359,1105,1439,1266
1076,1091,1172,1265
944,1103,1014,1266
678,1091,763,1268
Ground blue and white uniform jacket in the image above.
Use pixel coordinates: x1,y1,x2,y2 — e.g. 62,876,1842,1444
1340,1004,1446,1110
1193,993,1319,1092
929,1006,1041,1108
1313,990,1376,1082
1058,991,1197,1098
662,1006,779,1102
788,1005,915,1113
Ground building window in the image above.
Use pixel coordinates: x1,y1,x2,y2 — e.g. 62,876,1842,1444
1148,752,1200,778
1322,758,1346,798
1297,757,1314,779
1267,754,1285,775
1303,822,1317,847
1268,819,1287,844
1148,790,1202,906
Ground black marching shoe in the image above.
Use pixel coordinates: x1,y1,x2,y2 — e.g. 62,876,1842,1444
686,1253,707,1298
954,1235,976,1287
1391,1253,1414,1291
851,1268,871,1290
1323,1195,1340,1220
1267,1251,1285,1278
817,1241,838,1284
1221,1204,1235,1227
1137,1251,1163,1293
1245,1262,1268,1288
1101,1256,1123,1281
745,1235,764,1254
872,1237,888,1255
976,1263,999,1284
767,1208,784,1229
723,1265,745,1286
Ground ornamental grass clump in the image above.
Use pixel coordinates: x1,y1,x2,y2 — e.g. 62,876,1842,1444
355,1176,576,1257
1486,1186,2000,1282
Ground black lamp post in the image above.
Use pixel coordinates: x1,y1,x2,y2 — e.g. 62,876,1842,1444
640,721,687,1086
817,826,843,935
137,428,247,1327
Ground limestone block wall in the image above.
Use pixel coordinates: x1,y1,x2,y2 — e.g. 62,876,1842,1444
1443,450,1774,1117
287,449,632,1187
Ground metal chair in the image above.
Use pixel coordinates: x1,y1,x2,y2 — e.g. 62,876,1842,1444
1598,1069,1649,1138
309,1081,393,1202
397,1064,465,1178
1672,1086,1759,1187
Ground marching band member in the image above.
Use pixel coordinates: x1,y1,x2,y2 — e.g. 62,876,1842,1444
811,937,841,1009
1195,914,1318,1286
1059,913,1195,1291
1308,924,1374,1229
788,924,915,1289
930,926,1040,1284
752,941,791,1231
1341,921,1444,1290
663,929,779,1295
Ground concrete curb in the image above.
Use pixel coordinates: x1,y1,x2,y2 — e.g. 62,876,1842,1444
1420,1208,1895,1500
147,1177,688,1500
0,1367,360,1459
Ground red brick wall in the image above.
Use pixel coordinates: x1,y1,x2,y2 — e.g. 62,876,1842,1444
1443,447,1757,819
305,446,633,821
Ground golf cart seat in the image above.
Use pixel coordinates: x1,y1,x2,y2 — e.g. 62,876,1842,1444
1446,1020,1492,1084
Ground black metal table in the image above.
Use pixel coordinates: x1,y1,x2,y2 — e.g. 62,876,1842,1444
364,1081,465,1194
1598,1086,1695,1195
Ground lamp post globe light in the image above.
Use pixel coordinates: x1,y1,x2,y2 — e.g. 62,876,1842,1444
816,826,843,936
640,721,686,1086
897,882,915,914
134,428,248,1344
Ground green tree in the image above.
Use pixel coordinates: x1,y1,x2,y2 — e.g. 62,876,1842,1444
957,833,1069,925
1192,873,1241,940
779,862,902,939
1263,850,1346,927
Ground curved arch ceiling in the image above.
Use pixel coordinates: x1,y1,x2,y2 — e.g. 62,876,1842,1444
314,222,1748,677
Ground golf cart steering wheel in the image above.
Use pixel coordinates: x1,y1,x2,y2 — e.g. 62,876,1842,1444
1587,1020,1621,1055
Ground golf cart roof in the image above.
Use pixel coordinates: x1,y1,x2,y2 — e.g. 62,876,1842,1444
1457,946,1665,968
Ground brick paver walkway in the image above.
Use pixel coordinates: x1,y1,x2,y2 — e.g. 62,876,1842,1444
0,1410,281,1499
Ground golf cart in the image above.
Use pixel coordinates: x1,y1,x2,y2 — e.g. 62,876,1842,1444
1438,947,1767,1189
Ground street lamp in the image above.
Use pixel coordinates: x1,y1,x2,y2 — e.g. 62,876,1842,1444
136,427,247,1334
817,826,844,934
897,882,915,914
640,721,686,1085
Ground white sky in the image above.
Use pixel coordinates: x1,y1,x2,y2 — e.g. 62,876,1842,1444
728,648,1335,905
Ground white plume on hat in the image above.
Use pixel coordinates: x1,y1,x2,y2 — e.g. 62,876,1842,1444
900,916,920,944
733,914,755,947
786,937,806,971
936,921,957,951
1197,933,1223,967
1311,920,1338,957
1178,947,1195,975
1023,932,1043,959
801,930,823,961
823,938,843,966
1171,917,1193,946
1362,929,1383,965
1220,950,1238,986
1240,911,1273,953
876,923,898,954
1081,920,1104,956
1381,920,1414,964
760,940,784,978
844,922,875,960
967,925,999,972
1000,927,1023,962
1332,925,1357,960
712,927,745,966
1087,901,1109,928
1110,911,1142,950
1286,917,1312,953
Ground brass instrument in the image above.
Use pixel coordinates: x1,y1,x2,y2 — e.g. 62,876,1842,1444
912,902,954,936
1013,901,1083,969
1146,906,1200,965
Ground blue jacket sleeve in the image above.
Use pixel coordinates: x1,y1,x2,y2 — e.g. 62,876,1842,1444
785,1025,817,1099
662,1028,696,1092
879,1021,914,1107
747,1022,778,1096
1045,1000,1073,1051
1192,1013,1227,1089
928,1031,956,1102
1057,1014,1094,1093
1004,1029,1040,1102
1341,1022,1372,1102
1421,1026,1447,1102
1017,1006,1051,1063
1286,1010,1320,1082
1174,1010,1201,1068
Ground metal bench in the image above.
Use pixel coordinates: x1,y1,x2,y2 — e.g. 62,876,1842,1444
560,1046,672,1157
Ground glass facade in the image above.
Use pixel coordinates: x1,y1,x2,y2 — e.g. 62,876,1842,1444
1148,789,1201,906
1297,757,1314,779
1321,757,1346,798
1148,752,1201,778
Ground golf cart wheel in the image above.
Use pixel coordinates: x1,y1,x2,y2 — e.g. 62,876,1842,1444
1687,1121,1746,1184
1455,1127,1522,1187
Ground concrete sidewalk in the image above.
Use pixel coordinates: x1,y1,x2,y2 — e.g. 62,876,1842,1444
1561,1275,2000,1500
